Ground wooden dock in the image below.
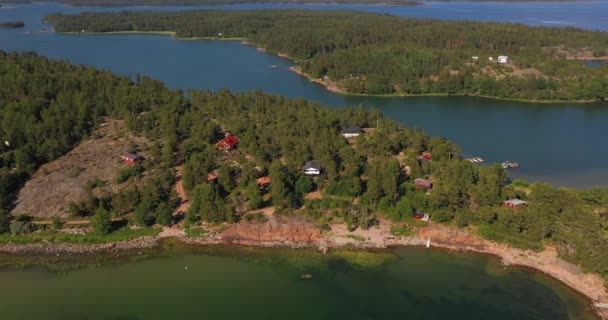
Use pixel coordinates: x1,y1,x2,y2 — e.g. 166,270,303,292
595,303,608,309
465,157,484,163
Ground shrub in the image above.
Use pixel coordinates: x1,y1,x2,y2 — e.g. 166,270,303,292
390,225,415,237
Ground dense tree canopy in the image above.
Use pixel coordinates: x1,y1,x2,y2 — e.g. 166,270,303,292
47,10,608,101
1,51,607,280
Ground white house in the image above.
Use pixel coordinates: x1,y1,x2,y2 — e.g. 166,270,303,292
472,56,479,61
488,57,494,61
498,56,509,64
302,160,321,176
341,126,361,138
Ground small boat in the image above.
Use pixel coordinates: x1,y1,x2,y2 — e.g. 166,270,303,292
426,237,431,248
269,65,278,68
300,273,313,279
502,161,520,169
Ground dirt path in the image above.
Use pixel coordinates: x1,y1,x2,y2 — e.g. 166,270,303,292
173,165,189,216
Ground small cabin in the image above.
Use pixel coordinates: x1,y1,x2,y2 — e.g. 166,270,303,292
216,133,239,152
421,152,432,161
341,126,362,138
488,57,494,61
257,176,271,188
121,152,143,165
207,173,218,181
413,212,430,221
503,199,527,209
415,178,432,190
498,56,509,64
302,160,321,176
472,56,479,61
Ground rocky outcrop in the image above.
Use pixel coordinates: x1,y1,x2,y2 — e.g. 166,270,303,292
220,216,321,246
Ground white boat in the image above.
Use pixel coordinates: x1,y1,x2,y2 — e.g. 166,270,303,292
426,237,431,248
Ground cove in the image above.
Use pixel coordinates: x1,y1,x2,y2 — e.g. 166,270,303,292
0,245,599,320
1,3,608,188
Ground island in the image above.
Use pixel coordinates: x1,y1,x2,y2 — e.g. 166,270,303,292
0,21,25,29
1,50,608,317
46,10,608,102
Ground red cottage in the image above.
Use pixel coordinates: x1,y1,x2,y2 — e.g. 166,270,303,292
121,152,144,165
415,178,432,190
216,134,239,152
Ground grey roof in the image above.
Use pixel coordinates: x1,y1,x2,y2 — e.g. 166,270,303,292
302,160,321,171
341,126,361,134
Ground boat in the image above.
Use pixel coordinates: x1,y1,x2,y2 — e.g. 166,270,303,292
426,237,431,248
502,161,520,169
300,273,313,279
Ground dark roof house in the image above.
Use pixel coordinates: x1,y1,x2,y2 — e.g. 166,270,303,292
302,160,322,175
341,126,362,137
121,152,144,164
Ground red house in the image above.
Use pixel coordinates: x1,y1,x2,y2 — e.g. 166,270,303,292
415,178,432,190
502,199,528,209
421,152,432,161
121,152,143,165
216,134,239,152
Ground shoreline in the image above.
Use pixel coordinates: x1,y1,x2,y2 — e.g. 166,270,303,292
1,222,607,319
62,31,601,104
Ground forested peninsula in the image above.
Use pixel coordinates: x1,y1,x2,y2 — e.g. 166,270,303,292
47,10,608,102
1,50,608,296
0,0,422,6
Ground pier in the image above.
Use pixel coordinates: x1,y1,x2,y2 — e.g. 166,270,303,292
465,157,484,163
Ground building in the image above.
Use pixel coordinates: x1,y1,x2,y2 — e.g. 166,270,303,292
488,57,494,61
341,126,362,138
498,56,509,64
302,160,321,176
121,152,143,165
502,199,528,208
257,176,271,188
415,178,432,190
414,211,431,221
207,173,218,181
216,133,239,152
472,56,479,61
421,152,432,161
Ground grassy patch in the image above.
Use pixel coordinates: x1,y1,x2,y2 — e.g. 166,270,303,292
476,224,543,251
390,225,415,237
184,227,208,238
0,227,160,244
346,234,366,242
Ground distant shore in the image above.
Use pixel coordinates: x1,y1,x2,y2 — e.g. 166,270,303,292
1,219,607,319
60,31,601,104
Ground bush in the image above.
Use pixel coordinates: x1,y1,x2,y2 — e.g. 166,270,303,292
10,221,33,235
116,165,143,183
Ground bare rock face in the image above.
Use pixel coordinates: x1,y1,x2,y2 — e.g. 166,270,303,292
221,216,321,246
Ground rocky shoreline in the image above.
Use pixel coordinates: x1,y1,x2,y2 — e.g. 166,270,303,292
1,219,606,319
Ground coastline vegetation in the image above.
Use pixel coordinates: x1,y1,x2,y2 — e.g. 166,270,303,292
1,51,608,283
45,10,608,102
0,21,25,29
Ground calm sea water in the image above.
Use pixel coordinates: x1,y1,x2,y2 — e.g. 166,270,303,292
0,246,599,320
1,3,608,188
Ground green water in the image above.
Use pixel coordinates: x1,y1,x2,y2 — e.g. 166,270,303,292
0,245,597,320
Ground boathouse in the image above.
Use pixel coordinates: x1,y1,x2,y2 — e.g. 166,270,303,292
121,152,143,165
502,199,528,208
302,160,321,176
216,133,239,152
